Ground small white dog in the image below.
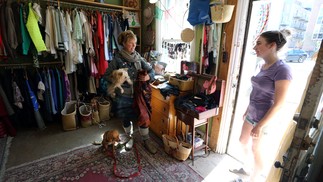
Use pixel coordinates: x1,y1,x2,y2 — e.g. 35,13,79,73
108,68,133,97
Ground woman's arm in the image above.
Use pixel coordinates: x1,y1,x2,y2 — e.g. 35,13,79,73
141,59,155,82
252,79,291,134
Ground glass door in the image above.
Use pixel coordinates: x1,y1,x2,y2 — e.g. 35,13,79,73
226,0,318,178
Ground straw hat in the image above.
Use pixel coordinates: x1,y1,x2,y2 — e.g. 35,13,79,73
143,6,154,26
181,28,194,43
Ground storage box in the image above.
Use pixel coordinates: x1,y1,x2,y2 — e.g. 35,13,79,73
169,77,194,91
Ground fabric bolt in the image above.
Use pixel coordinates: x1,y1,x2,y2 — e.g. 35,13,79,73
247,60,293,123
20,5,31,55
25,3,47,52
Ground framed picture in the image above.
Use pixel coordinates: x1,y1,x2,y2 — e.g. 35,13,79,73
124,11,140,27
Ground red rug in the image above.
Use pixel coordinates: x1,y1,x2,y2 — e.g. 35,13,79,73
4,133,203,182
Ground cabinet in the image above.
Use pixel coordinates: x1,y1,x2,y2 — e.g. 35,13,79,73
150,85,189,139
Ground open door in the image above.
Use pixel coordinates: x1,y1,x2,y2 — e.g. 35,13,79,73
225,0,318,179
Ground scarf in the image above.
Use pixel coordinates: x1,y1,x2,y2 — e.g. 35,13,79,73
119,49,142,63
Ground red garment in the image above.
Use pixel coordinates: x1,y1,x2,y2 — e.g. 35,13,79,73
202,25,209,67
134,70,152,127
96,11,108,76
0,96,16,137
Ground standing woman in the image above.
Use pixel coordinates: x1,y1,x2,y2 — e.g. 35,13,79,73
230,29,293,181
104,30,157,154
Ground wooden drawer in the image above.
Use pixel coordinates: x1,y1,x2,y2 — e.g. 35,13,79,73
151,96,169,115
151,87,170,103
150,109,169,138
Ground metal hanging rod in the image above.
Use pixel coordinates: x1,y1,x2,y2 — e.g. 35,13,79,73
0,61,62,68
42,0,139,12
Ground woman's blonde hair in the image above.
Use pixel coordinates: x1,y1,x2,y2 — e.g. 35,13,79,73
117,30,137,45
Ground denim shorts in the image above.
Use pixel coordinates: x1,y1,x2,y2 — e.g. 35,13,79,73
246,115,257,126
246,116,269,135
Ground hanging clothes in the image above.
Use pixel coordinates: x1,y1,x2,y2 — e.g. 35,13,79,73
25,3,47,52
20,4,31,55
96,11,108,76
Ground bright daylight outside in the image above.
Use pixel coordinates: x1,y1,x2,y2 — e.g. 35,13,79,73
226,0,322,181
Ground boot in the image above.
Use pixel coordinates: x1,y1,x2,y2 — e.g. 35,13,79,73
123,122,133,151
139,127,157,154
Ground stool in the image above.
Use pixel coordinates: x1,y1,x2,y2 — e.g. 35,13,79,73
176,109,214,165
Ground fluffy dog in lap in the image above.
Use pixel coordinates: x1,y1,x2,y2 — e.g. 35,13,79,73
108,68,133,97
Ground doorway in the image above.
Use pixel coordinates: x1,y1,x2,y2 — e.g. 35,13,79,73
225,0,319,178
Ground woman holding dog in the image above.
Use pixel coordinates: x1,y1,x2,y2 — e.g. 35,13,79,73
230,29,292,182
104,30,157,154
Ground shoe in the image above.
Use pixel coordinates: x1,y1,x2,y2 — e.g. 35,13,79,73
125,137,134,151
229,168,250,176
143,139,157,154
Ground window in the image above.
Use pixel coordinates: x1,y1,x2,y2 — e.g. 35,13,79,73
155,0,192,73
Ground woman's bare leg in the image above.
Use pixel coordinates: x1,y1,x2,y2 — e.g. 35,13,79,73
239,120,254,172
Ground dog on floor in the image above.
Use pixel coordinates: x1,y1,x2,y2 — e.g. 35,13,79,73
101,129,120,152
107,68,133,98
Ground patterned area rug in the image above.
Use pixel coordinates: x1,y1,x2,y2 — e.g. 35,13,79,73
4,133,203,182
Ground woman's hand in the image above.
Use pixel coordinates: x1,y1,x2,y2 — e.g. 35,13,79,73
250,125,262,138
139,74,150,81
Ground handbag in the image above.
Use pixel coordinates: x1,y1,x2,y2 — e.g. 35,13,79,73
210,5,235,23
162,134,192,161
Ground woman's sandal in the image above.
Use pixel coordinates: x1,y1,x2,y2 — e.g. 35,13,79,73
229,168,250,176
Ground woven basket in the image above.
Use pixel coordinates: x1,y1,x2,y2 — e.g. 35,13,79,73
79,104,92,128
162,134,192,161
98,98,111,122
162,134,177,154
174,141,192,161
61,101,77,131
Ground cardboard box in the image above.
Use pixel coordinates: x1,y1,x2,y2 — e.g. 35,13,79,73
169,77,194,91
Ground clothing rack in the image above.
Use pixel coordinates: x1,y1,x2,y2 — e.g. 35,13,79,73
0,61,62,69
42,0,138,12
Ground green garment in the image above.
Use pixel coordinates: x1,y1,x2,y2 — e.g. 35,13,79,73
20,5,31,55
26,3,46,52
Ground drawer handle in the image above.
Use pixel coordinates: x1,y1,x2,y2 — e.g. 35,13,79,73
163,107,166,112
